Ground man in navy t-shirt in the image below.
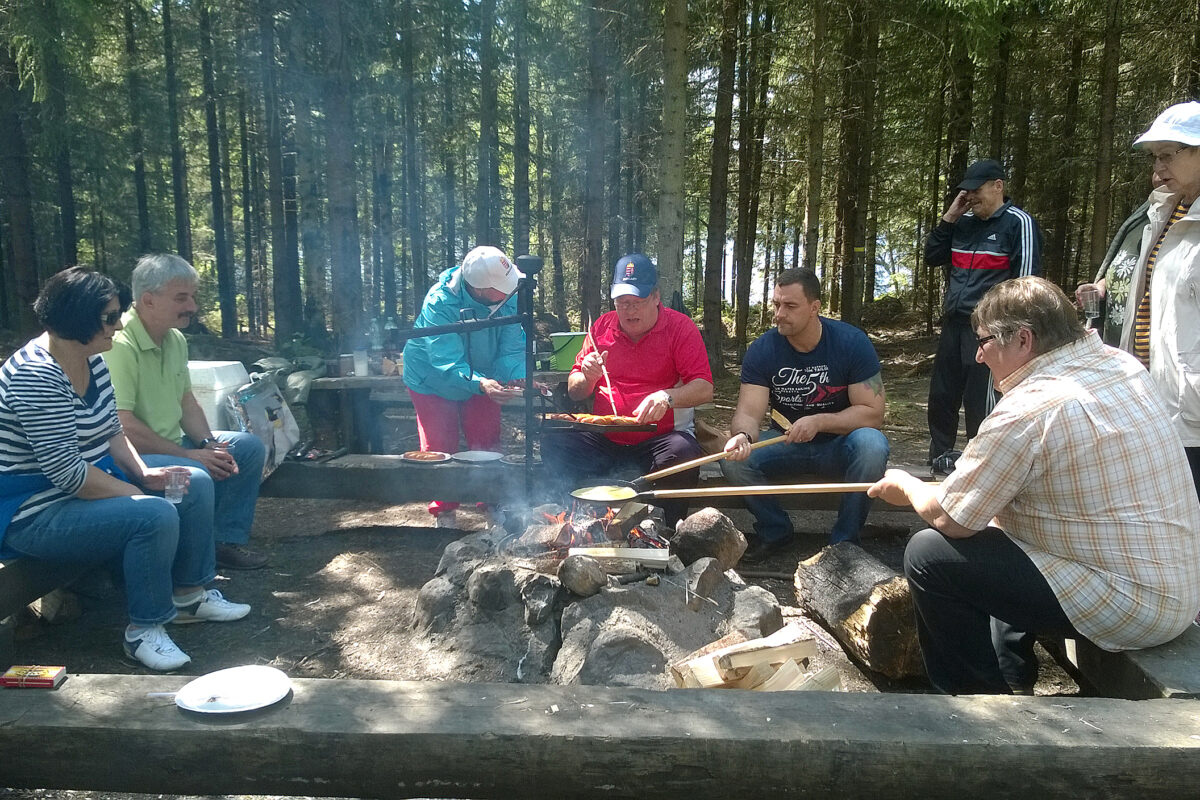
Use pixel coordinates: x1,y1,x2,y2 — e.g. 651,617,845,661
721,268,890,562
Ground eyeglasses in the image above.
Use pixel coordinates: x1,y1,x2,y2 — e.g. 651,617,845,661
1147,145,1193,166
100,310,123,327
976,334,997,349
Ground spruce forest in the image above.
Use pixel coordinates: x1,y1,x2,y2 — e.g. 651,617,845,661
0,0,1190,362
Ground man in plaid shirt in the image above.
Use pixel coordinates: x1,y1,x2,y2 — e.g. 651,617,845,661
870,277,1200,695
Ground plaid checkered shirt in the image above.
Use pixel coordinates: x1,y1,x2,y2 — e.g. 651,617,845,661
939,333,1200,651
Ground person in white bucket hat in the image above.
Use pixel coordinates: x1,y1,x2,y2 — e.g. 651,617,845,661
1117,101,1200,501
403,246,526,528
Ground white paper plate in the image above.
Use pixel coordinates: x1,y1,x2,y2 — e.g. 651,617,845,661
175,665,292,714
451,450,503,463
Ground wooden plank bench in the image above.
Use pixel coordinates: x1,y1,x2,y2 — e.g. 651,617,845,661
261,456,928,511
2,674,1198,798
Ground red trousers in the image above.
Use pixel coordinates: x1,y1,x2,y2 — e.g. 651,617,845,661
408,389,500,516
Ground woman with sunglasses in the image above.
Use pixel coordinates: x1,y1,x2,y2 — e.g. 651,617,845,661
0,267,250,671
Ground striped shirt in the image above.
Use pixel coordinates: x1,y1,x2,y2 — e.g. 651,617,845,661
1132,200,1188,365
0,340,122,524
939,333,1200,651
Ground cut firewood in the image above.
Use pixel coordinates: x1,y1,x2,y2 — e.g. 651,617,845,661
716,639,817,675
794,542,923,679
753,659,804,691
670,624,818,688
567,546,671,571
753,661,842,692
794,665,842,692
670,631,748,688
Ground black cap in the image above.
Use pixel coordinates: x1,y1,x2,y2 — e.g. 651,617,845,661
610,254,658,299
956,159,1005,191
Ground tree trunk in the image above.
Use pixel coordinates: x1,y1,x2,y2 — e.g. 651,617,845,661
702,0,741,377
1089,0,1121,265
375,101,397,320
286,14,328,343
732,6,756,357
260,3,300,344
401,0,427,302
657,0,686,303
476,0,501,247
439,16,456,298
512,0,531,258
239,91,258,336
162,0,192,262
320,0,363,351
39,0,76,266
836,0,876,327
945,24,974,193
1045,33,1082,287
794,542,924,679
549,123,567,325
607,80,623,271
199,1,236,337
0,51,39,334
581,0,609,325
803,0,826,274
988,22,1011,160
124,2,152,255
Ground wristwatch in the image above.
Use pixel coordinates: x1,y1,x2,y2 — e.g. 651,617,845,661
199,438,217,449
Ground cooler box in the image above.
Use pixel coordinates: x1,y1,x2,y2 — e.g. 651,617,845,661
188,360,250,429
549,332,587,371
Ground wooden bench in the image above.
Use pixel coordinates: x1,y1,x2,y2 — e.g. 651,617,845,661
260,456,927,511
2,674,1198,798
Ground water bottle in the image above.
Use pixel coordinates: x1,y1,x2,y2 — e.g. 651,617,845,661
368,318,383,350
353,334,369,376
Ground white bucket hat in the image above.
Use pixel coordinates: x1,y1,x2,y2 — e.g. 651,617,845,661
1134,102,1200,147
460,246,524,294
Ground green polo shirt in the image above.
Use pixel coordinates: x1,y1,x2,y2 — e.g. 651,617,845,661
102,310,191,442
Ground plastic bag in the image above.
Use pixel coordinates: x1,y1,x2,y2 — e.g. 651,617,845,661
226,377,302,479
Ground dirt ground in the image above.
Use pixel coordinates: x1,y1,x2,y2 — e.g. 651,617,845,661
1,320,1080,798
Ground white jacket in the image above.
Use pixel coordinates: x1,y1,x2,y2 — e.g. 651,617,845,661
1119,188,1200,446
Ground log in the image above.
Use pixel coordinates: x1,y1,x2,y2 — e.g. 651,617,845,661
793,541,923,679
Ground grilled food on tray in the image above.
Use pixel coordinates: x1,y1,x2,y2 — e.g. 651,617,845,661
542,413,640,426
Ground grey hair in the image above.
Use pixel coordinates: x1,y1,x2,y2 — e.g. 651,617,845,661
132,253,197,301
971,276,1085,355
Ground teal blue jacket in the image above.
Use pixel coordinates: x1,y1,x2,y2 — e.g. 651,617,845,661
402,267,526,400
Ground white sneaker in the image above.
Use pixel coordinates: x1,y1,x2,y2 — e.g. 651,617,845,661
171,589,251,624
434,510,458,529
123,625,191,671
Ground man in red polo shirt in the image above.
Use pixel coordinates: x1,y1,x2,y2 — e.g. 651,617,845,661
541,254,713,527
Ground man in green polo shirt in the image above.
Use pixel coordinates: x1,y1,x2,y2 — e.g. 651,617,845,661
104,254,268,570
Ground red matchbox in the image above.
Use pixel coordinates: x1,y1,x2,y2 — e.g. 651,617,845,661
1,665,67,689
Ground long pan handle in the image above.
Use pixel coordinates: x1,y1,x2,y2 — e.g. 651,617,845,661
639,436,786,483
642,482,879,500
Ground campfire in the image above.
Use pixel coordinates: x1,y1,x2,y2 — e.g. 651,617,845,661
537,499,670,557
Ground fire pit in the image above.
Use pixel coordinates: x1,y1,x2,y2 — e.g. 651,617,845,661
413,505,783,689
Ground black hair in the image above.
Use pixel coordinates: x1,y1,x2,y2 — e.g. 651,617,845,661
33,267,132,344
775,268,823,303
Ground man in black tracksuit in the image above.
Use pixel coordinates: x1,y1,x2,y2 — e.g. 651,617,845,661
925,159,1042,467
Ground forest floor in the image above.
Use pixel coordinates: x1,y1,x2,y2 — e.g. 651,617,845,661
0,316,1081,800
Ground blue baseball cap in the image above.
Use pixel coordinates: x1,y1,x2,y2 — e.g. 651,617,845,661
610,254,658,300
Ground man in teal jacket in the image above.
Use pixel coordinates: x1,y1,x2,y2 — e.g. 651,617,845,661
403,246,525,527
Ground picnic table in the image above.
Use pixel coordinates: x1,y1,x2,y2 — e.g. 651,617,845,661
308,371,571,454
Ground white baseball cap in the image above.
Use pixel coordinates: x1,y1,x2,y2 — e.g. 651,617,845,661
1134,102,1200,147
461,246,523,294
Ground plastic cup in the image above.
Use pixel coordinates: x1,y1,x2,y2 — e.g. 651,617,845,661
1080,286,1101,317
164,467,189,504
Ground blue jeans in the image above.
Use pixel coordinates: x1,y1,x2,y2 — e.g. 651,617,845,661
720,427,890,544
4,489,217,626
142,431,265,545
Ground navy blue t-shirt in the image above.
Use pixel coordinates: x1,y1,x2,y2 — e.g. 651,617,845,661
741,319,881,439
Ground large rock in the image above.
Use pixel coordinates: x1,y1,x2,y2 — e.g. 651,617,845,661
672,508,746,569
557,555,607,597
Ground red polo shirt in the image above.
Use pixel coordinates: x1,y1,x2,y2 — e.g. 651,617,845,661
573,305,712,445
